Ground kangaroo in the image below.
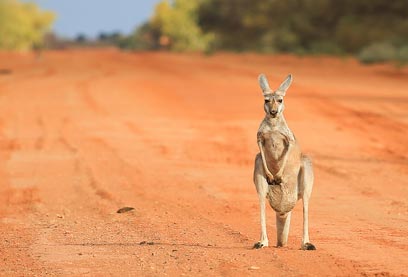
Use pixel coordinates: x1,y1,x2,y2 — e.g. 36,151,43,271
253,73,316,250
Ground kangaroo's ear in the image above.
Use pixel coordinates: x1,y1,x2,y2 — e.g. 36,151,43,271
276,74,292,96
258,74,272,96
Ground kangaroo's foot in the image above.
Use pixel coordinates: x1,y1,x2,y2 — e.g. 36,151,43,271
253,241,268,249
301,242,316,251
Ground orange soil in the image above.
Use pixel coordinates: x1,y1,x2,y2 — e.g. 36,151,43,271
0,49,407,276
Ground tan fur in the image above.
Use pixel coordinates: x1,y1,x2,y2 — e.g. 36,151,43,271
253,74,315,250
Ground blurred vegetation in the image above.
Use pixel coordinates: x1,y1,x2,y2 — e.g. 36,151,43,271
119,0,214,52
123,0,408,65
0,0,55,50
2,0,406,65
149,0,215,52
116,23,161,50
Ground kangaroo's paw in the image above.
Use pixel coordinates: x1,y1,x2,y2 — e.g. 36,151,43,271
253,241,268,249
266,176,274,185
301,242,316,250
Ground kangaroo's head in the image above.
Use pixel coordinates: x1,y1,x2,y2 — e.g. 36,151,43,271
258,74,292,118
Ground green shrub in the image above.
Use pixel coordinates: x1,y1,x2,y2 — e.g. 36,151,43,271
396,45,408,65
358,42,397,64
117,23,160,50
273,29,300,52
308,41,344,55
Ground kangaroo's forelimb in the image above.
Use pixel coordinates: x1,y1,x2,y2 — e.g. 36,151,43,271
275,135,294,178
257,132,274,184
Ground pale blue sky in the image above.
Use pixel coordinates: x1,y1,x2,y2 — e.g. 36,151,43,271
27,0,162,38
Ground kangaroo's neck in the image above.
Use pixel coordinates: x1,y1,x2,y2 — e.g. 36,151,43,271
263,113,295,141
265,114,288,128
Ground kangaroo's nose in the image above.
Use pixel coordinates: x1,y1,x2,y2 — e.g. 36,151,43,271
270,110,277,115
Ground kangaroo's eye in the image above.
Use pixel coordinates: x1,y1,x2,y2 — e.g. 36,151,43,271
264,99,270,103
277,99,283,103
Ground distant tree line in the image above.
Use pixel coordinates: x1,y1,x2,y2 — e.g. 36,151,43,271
1,0,407,65
120,0,408,64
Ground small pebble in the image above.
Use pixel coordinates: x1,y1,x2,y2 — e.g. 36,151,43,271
117,207,135,213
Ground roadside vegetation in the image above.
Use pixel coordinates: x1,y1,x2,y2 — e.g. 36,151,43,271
1,0,407,66
124,0,408,65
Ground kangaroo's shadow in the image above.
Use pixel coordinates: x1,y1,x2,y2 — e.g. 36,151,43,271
0,69,12,75
62,241,252,250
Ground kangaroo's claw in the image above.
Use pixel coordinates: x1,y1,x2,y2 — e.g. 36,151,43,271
301,242,316,251
253,242,265,249
267,177,282,186
274,176,282,185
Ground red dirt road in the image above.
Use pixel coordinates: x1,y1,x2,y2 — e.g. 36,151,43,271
0,49,407,276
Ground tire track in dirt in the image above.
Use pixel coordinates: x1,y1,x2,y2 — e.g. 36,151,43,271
0,117,57,275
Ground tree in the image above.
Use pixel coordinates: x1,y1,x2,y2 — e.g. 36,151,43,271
150,0,214,52
0,0,55,50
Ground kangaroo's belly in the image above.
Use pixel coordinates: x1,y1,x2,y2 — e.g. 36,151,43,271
267,181,298,213
260,130,302,213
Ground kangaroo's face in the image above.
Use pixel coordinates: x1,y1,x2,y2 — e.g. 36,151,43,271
258,74,292,118
264,94,284,118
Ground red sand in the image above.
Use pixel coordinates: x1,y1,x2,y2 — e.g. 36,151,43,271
0,49,407,276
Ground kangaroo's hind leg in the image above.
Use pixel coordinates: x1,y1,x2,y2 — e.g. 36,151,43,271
253,153,269,249
276,211,292,247
298,154,316,250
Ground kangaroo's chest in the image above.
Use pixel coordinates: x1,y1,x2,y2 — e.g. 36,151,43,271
262,131,286,161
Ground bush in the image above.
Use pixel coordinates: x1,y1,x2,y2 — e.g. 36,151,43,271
308,41,344,55
358,42,397,64
126,23,161,50
396,45,408,65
